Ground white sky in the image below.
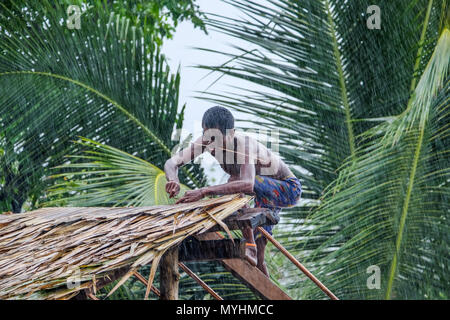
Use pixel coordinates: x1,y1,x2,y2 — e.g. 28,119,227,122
161,0,263,184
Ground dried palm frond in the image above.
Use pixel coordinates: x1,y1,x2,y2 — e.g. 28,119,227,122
0,195,250,300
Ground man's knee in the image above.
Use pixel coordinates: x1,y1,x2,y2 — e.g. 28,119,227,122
242,226,255,239
256,237,267,252
256,236,267,244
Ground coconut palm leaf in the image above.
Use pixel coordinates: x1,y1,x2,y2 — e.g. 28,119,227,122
0,0,205,213
44,137,191,207
300,28,449,299
197,0,444,213
194,0,446,299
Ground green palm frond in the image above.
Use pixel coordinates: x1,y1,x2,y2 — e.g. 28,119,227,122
194,0,447,299
0,0,206,212
301,28,449,299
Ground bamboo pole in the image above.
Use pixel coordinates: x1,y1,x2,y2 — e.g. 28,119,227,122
178,262,223,300
133,271,161,297
257,226,339,300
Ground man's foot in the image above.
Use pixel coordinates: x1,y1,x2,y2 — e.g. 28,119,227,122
255,237,269,277
244,243,258,267
257,262,269,278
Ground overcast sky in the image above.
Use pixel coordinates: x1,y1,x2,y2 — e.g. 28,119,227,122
161,0,262,184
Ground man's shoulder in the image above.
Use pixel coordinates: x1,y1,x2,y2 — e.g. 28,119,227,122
235,132,259,145
235,132,271,152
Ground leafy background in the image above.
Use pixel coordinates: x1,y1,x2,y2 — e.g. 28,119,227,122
0,0,448,299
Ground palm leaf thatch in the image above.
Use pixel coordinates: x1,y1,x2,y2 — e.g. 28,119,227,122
0,194,250,300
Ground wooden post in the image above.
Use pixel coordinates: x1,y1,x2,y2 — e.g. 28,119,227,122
159,246,180,300
196,232,292,300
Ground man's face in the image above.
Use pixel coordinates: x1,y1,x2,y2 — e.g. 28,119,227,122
202,127,234,150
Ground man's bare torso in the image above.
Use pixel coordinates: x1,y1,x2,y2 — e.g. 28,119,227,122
202,133,295,181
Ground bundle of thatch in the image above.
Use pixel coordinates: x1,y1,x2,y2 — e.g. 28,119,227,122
0,194,250,300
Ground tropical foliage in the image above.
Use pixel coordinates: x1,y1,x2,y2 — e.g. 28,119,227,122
199,0,448,299
1,0,448,300
45,137,192,207
301,29,449,300
0,0,206,213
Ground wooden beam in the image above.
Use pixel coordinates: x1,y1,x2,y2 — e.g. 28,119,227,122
178,262,223,300
133,271,161,297
195,232,292,300
159,246,180,300
221,258,292,300
179,237,245,261
208,207,278,232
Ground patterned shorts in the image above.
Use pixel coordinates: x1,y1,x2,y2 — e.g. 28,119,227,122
253,175,302,239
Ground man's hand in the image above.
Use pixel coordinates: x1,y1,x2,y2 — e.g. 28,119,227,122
165,180,180,198
176,189,205,204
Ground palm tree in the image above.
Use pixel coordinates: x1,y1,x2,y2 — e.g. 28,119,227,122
4,0,447,300
301,28,449,300
0,0,206,213
196,0,448,299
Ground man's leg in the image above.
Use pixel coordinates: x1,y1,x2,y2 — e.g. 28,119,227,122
255,236,269,277
238,193,258,266
253,212,277,278
249,175,300,277
242,226,257,266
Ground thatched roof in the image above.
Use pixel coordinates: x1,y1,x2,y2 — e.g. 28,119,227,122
0,195,250,300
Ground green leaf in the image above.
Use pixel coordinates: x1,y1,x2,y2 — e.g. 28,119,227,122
45,137,191,207
302,28,449,299
0,0,206,212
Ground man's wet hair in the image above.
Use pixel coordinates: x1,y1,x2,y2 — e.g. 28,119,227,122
202,106,235,135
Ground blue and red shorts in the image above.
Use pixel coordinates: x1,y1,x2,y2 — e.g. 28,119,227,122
253,175,302,238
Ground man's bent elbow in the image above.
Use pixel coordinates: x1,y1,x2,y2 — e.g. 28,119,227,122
164,158,178,181
242,180,254,194
164,158,176,171
164,158,171,170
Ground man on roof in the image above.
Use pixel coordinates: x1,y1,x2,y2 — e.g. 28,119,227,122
164,106,302,277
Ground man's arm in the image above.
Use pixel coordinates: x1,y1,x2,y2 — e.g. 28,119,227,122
164,136,204,198
176,163,255,204
176,136,256,203
202,163,255,196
